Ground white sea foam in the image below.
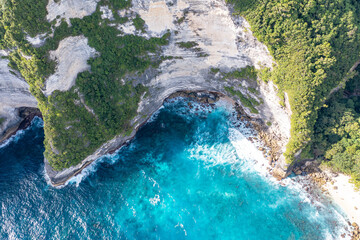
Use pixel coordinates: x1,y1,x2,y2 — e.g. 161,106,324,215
0,129,26,149
175,222,187,236
0,117,43,149
64,149,122,187
149,194,160,206
146,105,164,123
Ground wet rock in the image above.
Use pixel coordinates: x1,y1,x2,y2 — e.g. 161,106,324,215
208,98,215,104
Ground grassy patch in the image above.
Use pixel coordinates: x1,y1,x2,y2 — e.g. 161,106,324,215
176,17,185,24
176,41,198,49
248,87,258,94
224,86,259,114
222,66,257,81
0,117,5,125
210,68,220,74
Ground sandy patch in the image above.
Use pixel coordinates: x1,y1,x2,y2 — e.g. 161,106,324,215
44,36,97,96
324,172,360,225
26,33,47,47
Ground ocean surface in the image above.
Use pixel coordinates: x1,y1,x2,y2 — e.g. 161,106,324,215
0,99,349,239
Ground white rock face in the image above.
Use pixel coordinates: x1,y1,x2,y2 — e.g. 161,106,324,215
44,36,97,96
47,0,100,26
138,1,176,34
26,33,47,47
0,51,37,135
132,0,272,68
100,5,114,20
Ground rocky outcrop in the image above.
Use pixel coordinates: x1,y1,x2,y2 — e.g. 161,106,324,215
0,50,38,142
44,36,97,96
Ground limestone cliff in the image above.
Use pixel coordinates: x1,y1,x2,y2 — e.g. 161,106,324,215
0,0,292,186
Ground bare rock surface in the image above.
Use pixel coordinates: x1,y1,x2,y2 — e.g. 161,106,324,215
47,0,100,26
44,36,97,96
26,33,48,48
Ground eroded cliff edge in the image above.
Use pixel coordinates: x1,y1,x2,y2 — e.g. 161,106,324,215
1,0,292,186
0,50,39,142
42,0,293,186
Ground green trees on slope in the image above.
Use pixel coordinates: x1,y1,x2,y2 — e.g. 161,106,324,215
314,67,360,187
229,0,360,163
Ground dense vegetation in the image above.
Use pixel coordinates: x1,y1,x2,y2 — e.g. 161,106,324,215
314,66,360,187
1,0,169,170
229,0,360,163
222,66,257,81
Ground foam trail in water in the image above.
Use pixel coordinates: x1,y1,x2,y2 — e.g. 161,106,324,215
65,151,121,187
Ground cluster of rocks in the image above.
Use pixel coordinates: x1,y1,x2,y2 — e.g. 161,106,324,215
167,90,221,104
351,222,360,240
292,161,341,192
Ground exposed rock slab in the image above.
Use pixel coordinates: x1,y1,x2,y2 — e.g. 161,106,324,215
44,36,97,96
47,0,100,26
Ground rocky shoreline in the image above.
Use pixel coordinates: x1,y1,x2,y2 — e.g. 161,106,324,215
289,159,360,240
0,107,42,144
0,90,307,188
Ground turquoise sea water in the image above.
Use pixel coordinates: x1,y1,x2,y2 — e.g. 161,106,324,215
0,99,349,239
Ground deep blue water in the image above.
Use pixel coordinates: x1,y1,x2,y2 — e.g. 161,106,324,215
0,99,348,239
